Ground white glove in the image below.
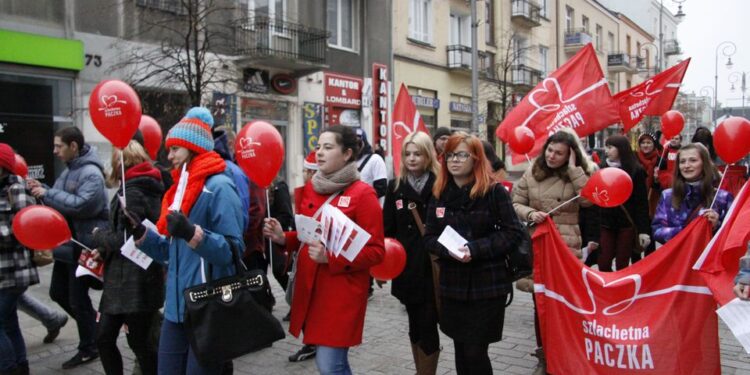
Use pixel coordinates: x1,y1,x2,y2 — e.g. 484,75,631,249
639,234,651,249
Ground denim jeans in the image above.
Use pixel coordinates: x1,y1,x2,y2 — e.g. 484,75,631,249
158,320,223,375
49,261,97,354
0,286,28,372
17,291,65,329
315,346,352,375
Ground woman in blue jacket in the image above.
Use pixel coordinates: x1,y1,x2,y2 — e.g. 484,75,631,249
129,108,244,375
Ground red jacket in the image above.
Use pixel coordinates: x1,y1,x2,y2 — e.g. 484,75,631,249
657,145,680,188
284,180,385,347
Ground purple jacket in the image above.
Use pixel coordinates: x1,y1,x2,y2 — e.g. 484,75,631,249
651,185,733,244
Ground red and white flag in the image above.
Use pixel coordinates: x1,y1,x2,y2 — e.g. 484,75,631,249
391,83,428,176
614,59,691,132
496,44,619,163
534,217,720,374
694,180,750,305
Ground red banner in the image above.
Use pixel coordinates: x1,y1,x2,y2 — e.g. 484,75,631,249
534,217,720,374
496,44,619,163
695,180,750,305
391,84,428,176
614,59,691,132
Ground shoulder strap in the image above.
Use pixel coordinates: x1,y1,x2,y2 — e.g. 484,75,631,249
620,206,637,230
358,154,373,172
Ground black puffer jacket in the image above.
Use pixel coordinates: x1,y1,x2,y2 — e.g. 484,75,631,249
383,174,435,305
93,162,165,315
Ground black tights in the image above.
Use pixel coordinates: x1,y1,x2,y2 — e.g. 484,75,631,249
454,341,491,375
96,311,158,375
405,302,440,354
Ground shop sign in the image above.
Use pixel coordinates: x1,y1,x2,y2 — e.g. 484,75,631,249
412,95,440,109
371,63,389,152
272,74,297,95
450,101,473,113
325,72,363,126
302,102,322,155
243,68,270,93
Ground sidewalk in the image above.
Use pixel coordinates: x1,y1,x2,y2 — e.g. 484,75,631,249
21,265,750,374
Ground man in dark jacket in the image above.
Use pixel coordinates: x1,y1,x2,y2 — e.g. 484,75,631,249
28,127,109,369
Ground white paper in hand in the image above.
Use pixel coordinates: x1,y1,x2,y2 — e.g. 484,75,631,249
320,204,371,261
295,214,322,243
717,298,750,353
169,164,189,211
120,236,154,270
437,225,469,259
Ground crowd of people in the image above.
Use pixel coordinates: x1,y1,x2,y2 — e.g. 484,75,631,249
0,107,748,375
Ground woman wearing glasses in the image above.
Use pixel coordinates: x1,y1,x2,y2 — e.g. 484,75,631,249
423,132,525,375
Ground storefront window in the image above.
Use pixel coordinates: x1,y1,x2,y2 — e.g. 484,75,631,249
240,98,289,181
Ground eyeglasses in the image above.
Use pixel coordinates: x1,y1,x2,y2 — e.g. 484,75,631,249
445,151,471,162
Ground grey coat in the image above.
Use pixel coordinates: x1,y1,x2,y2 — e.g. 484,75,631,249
43,144,109,260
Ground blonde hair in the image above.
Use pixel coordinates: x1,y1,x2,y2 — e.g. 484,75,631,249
107,140,151,188
395,132,439,189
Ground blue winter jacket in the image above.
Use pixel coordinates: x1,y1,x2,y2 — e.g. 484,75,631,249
42,144,109,253
652,185,733,244
138,172,245,323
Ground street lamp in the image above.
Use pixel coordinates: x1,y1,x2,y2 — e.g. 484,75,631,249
657,0,687,73
729,71,747,118
714,41,737,118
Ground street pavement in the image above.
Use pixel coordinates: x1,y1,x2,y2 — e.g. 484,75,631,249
20,264,750,374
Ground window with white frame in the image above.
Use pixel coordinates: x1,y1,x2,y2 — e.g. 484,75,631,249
582,15,589,33
249,0,286,20
328,0,356,50
409,0,432,44
513,36,527,66
539,46,548,77
595,24,603,51
450,13,471,46
565,6,574,32
485,0,494,45
539,0,548,18
607,32,615,53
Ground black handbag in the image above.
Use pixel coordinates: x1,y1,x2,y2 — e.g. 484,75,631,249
182,238,285,364
489,187,533,282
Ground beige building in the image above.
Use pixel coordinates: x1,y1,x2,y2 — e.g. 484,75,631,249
393,0,659,164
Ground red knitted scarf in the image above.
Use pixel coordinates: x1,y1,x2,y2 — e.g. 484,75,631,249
156,151,226,235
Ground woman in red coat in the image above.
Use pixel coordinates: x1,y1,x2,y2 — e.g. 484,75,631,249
264,125,385,375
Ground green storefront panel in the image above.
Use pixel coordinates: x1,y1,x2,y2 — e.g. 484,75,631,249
0,29,84,71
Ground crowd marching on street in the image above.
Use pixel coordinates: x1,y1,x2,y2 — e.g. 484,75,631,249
2,100,750,375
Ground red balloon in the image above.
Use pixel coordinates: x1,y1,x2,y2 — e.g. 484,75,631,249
139,115,163,160
581,168,633,208
14,154,27,178
508,126,535,154
88,80,142,149
370,238,407,281
235,121,285,188
661,110,685,139
12,205,71,250
714,116,750,164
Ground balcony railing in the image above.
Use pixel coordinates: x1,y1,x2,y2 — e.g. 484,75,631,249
512,64,543,87
664,39,681,56
564,28,593,49
511,0,542,27
234,15,329,69
607,52,636,72
447,45,487,71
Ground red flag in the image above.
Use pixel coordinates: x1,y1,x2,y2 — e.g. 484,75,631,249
496,44,619,163
614,59,691,132
694,180,750,305
391,84,428,176
534,217,719,374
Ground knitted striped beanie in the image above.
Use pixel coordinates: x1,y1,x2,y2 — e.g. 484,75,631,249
165,107,214,154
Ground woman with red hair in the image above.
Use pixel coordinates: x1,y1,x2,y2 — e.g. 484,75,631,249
423,132,525,375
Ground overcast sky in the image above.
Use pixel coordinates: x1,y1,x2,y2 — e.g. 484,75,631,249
673,0,750,108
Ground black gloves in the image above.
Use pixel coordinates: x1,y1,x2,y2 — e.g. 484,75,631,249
167,211,196,242
121,207,146,239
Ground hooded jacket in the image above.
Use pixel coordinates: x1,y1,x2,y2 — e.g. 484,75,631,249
42,144,109,257
652,185,733,244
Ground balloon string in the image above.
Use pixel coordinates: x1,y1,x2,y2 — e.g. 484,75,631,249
656,147,668,172
266,187,272,270
70,238,93,252
120,151,126,207
710,164,730,210
546,194,580,215
525,153,531,164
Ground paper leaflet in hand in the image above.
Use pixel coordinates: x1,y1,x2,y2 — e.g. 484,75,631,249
169,164,189,211
120,236,154,270
76,251,104,281
319,204,371,262
437,225,469,258
717,298,750,353
295,214,322,243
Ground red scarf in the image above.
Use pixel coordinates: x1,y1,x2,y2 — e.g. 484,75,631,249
156,151,226,235
637,150,659,187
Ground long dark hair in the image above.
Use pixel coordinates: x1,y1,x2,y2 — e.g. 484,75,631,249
531,130,590,181
605,135,641,175
322,125,361,164
691,126,717,161
671,143,719,209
